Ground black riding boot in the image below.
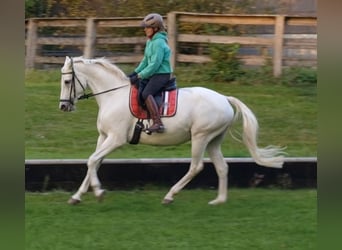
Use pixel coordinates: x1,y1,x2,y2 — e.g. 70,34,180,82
145,95,165,133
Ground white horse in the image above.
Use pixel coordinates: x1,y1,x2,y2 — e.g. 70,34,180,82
59,56,285,205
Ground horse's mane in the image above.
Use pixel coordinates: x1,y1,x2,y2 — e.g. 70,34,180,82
74,56,128,81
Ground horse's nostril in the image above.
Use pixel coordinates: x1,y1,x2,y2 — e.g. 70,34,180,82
60,104,67,111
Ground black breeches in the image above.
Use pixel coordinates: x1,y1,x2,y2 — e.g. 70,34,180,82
141,74,171,100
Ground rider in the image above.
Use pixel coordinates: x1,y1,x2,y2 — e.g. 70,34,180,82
128,13,173,133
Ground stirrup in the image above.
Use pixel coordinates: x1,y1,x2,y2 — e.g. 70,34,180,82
145,124,165,134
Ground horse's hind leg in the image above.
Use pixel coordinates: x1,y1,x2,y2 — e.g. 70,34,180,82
206,133,228,205
162,138,207,204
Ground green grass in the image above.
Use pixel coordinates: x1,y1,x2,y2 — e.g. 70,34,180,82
25,189,317,250
25,66,317,159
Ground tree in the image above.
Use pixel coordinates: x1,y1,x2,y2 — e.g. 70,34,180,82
25,0,48,18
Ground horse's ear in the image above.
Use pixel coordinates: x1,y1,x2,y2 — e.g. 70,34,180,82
65,56,71,63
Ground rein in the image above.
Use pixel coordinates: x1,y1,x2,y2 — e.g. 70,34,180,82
60,58,128,103
77,85,128,100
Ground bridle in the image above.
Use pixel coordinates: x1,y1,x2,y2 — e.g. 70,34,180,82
59,57,128,104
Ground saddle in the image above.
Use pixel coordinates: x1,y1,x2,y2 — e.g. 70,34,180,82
129,78,178,144
129,78,178,119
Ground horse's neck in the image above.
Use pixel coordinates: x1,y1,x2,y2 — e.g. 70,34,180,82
83,67,114,93
79,65,128,106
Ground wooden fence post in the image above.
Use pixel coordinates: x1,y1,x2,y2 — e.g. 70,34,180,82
25,19,38,69
84,18,97,58
167,12,177,71
273,15,285,77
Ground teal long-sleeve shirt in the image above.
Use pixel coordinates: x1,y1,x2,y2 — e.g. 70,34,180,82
134,31,172,79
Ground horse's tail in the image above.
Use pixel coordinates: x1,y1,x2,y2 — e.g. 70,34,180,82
227,96,286,168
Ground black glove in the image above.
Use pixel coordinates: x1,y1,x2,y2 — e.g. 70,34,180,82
128,72,139,85
128,72,137,78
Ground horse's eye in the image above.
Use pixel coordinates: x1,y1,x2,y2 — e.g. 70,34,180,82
64,80,71,84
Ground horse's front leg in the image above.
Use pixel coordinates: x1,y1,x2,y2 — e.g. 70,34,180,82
68,161,104,204
87,134,126,201
87,156,105,200
68,134,106,204
68,174,90,204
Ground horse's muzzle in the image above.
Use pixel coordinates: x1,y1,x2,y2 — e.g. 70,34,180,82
59,101,74,112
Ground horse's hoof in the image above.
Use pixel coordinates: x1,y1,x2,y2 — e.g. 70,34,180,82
96,190,106,202
68,198,81,205
208,199,226,205
162,198,173,205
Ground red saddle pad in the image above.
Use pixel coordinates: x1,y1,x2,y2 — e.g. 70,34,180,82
129,86,178,119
